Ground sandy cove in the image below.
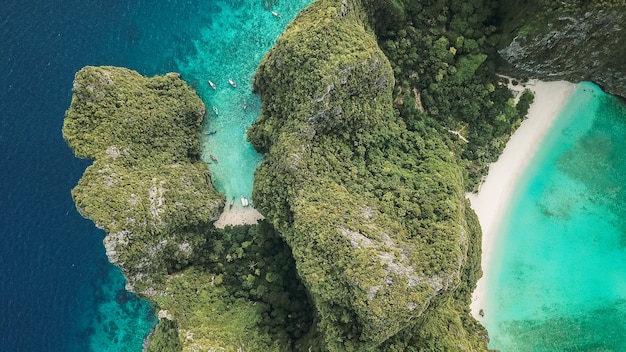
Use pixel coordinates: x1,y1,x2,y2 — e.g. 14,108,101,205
214,206,265,228
467,80,576,321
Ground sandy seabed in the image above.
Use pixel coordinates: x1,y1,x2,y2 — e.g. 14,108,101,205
467,80,576,320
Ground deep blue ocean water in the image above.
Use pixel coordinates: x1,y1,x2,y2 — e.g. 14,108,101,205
0,0,311,350
485,82,626,351
0,2,203,350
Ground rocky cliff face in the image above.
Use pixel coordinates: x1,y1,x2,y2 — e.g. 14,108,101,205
497,2,626,97
63,66,224,294
250,0,485,350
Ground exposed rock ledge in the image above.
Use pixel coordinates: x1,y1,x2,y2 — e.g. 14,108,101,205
498,6,625,98
63,66,224,294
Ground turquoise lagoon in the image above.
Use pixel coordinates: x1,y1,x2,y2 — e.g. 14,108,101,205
484,82,626,351
176,0,313,204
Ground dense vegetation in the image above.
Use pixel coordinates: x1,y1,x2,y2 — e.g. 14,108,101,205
250,0,490,350
360,0,535,188
526,0,625,12
64,67,224,293
145,319,182,352
148,223,317,351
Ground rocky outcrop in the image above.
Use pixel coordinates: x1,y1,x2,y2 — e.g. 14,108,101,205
63,66,224,294
250,1,485,350
498,3,626,97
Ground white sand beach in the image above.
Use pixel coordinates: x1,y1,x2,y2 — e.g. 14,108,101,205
467,80,576,320
214,206,265,228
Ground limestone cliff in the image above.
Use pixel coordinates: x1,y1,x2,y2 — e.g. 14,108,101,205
63,66,224,294
250,0,486,350
497,0,626,97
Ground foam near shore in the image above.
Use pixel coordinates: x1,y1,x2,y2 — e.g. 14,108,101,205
467,80,576,320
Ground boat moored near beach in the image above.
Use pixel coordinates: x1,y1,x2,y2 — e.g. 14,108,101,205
212,106,219,115
271,11,281,18
210,154,218,163
208,80,216,90
228,78,236,88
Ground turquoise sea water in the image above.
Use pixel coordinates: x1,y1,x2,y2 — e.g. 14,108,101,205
1,0,311,351
177,0,313,202
485,82,626,351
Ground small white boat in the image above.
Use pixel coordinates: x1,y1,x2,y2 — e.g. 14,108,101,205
212,106,219,115
241,196,249,207
208,80,216,90
228,78,237,88
271,11,281,18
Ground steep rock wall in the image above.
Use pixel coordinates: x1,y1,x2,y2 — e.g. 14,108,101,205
497,1,626,97
250,0,485,350
63,66,224,294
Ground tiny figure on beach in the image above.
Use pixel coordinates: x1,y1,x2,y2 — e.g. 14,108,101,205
479,309,484,317
271,11,281,18
228,78,236,88
208,80,216,90
212,106,219,115
204,130,217,135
